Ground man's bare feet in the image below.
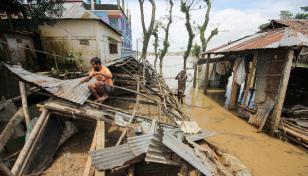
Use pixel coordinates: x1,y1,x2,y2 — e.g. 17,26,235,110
94,94,108,102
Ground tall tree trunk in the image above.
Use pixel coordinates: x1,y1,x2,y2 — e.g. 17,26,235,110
138,0,156,62
159,0,174,68
182,9,194,71
199,0,211,59
160,57,163,75
154,55,158,73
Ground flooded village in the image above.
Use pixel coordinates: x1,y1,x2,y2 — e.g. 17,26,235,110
0,0,308,176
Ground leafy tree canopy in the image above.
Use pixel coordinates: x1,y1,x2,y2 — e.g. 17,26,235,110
191,43,201,58
0,0,65,26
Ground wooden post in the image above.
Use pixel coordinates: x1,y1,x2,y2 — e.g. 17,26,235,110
83,129,97,176
193,62,197,88
229,57,242,110
0,108,24,152
17,63,30,128
0,159,14,176
242,51,258,110
203,54,210,95
270,50,294,136
95,121,105,176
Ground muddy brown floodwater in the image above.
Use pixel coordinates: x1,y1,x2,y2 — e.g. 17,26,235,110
149,56,308,176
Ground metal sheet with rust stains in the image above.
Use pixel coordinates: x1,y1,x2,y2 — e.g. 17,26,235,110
203,27,308,54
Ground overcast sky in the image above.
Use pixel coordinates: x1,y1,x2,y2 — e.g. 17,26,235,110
89,0,307,52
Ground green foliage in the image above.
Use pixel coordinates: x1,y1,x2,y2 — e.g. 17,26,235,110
294,13,308,19
0,0,66,26
280,10,293,19
67,50,83,64
191,43,201,58
301,6,308,12
259,23,269,30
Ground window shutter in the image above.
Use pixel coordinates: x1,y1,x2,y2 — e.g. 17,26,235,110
109,43,112,54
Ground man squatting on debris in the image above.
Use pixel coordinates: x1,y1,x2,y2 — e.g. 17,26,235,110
175,70,187,104
80,57,114,102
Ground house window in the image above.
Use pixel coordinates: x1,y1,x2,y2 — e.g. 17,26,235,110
109,43,118,54
79,39,89,45
110,18,118,29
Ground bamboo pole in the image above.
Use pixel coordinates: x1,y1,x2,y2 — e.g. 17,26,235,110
17,63,30,128
229,57,242,110
95,121,105,176
11,98,52,175
0,108,24,152
242,51,258,111
116,81,140,146
203,54,210,95
193,62,197,88
270,50,294,136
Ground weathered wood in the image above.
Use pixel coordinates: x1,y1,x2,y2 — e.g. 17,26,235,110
16,63,31,128
11,106,51,175
193,62,197,88
128,164,135,176
0,108,24,152
242,51,258,109
0,159,14,176
203,54,210,95
83,129,97,176
270,50,294,136
95,121,105,176
116,81,140,146
229,57,241,110
253,74,283,77
3,150,21,162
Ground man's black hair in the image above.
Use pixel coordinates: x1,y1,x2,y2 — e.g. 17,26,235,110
90,57,101,65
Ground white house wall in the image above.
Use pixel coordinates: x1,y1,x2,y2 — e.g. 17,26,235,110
39,19,121,71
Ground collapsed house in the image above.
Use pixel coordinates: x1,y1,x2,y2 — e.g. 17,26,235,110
0,56,252,176
196,19,308,149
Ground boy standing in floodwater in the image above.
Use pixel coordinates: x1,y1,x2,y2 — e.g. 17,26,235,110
80,57,114,102
175,70,187,104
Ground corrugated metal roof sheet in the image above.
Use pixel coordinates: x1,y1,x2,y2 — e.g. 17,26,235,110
127,133,154,156
4,63,95,104
162,130,213,176
62,3,99,19
145,129,181,165
3,57,133,105
88,144,135,170
274,19,308,36
203,27,308,54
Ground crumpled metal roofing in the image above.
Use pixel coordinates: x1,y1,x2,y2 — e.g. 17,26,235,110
186,129,221,142
203,27,308,54
162,130,213,176
3,57,134,105
273,19,308,36
145,129,181,165
88,144,135,170
127,133,154,156
4,63,95,104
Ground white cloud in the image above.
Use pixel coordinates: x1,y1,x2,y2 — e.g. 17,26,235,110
127,0,307,52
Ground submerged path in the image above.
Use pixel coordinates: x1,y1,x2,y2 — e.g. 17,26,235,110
182,79,308,176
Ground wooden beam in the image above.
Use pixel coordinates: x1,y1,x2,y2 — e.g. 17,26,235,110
270,50,294,136
229,57,242,110
203,54,211,95
193,62,197,88
0,159,13,176
83,129,97,176
242,51,258,110
17,63,30,128
95,121,105,176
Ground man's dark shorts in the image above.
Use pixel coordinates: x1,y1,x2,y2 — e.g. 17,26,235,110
103,82,114,93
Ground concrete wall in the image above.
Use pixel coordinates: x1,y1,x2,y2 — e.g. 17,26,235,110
39,19,121,71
